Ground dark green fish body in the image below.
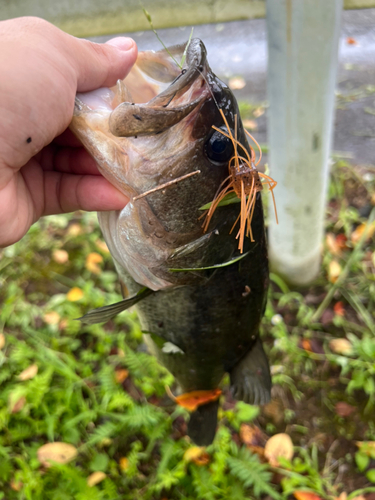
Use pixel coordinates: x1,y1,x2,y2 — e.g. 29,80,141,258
71,39,271,445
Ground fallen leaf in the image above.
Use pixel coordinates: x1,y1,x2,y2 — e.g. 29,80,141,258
242,119,258,131
300,339,313,352
329,338,353,355
326,233,341,256
52,249,69,264
59,319,68,330
37,442,77,467
184,446,203,462
346,37,357,45
240,424,267,456
87,471,106,487
193,452,210,466
67,287,84,302
43,311,61,325
115,369,129,384
10,396,26,413
183,446,210,465
336,234,348,250
294,492,323,500
253,107,265,118
351,222,375,244
228,77,246,90
336,492,347,500
100,438,113,447
356,441,375,454
0,333,5,350
86,252,103,274
299,338,324,354
264,433,294,467
95,239,110,254
67,223,82,236
173,388,222,412
349,496,365,500
240,424,267,447
10,479,22,491
328,260,341,283
263,399,285,425
335,402,356,417
333,301,345,317
119,457,129,471
18,364,38,381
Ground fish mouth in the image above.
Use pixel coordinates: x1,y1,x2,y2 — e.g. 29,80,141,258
74,38,210,138
108,39,209,138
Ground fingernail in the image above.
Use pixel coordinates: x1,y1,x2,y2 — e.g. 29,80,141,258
106,37,135,51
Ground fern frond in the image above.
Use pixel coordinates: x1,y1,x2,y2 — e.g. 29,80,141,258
227,447,281,499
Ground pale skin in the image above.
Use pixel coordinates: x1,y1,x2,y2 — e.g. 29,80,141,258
0,17,138,248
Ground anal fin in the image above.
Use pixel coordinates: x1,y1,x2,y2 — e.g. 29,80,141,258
230,338,271,406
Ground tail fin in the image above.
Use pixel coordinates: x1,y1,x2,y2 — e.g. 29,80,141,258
187,400,219,446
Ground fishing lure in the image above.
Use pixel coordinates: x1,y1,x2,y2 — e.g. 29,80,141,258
202,109,278,253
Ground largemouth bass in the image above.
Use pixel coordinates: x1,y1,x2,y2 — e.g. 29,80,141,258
70,39,271,446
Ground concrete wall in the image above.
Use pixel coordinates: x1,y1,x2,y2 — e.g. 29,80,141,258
0,0,374,37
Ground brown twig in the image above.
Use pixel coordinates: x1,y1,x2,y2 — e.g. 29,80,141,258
133,170,201,201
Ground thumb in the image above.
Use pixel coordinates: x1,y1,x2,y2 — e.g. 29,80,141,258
71,36,138,92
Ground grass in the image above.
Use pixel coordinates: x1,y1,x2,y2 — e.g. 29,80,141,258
0,159,374,499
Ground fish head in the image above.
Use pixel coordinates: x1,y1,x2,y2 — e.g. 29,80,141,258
70,39,251,290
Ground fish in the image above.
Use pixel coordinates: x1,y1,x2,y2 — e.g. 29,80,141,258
70,38,271,446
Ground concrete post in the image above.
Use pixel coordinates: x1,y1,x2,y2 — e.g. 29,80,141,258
266,0,343,286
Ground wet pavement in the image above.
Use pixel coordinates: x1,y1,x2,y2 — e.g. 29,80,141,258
92,8,375,167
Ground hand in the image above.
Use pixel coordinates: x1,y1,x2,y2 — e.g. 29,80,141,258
0,17,137,247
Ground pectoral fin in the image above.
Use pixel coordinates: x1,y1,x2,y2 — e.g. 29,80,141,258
230,338,271,406
78,287,153,324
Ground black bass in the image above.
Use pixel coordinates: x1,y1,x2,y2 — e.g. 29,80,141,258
70,39,271,446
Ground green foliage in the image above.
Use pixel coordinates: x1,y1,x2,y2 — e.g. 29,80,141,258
0,159,374,497
227,446,281,499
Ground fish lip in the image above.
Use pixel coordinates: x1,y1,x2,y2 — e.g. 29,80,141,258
148,38,207,107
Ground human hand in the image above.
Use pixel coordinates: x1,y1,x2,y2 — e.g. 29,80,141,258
0,17,137,247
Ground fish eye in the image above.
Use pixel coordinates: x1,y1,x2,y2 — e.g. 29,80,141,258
205,130,234,164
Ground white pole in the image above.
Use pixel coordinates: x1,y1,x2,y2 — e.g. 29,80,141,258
266,0,343,286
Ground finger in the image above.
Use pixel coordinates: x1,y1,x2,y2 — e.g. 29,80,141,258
53,129,83,147
42,171,129,215
39,144,100,175
69,36,138,92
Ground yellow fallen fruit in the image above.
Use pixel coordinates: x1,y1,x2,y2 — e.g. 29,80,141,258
52,249,69,264
328,260,341,283
43,311,61,325
37,442,77,467
86,253,103,274
18,364,38,381
264,433,294,466
87,471,106,487
67,287,84,302
329,338,353,355
119,457,129,471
